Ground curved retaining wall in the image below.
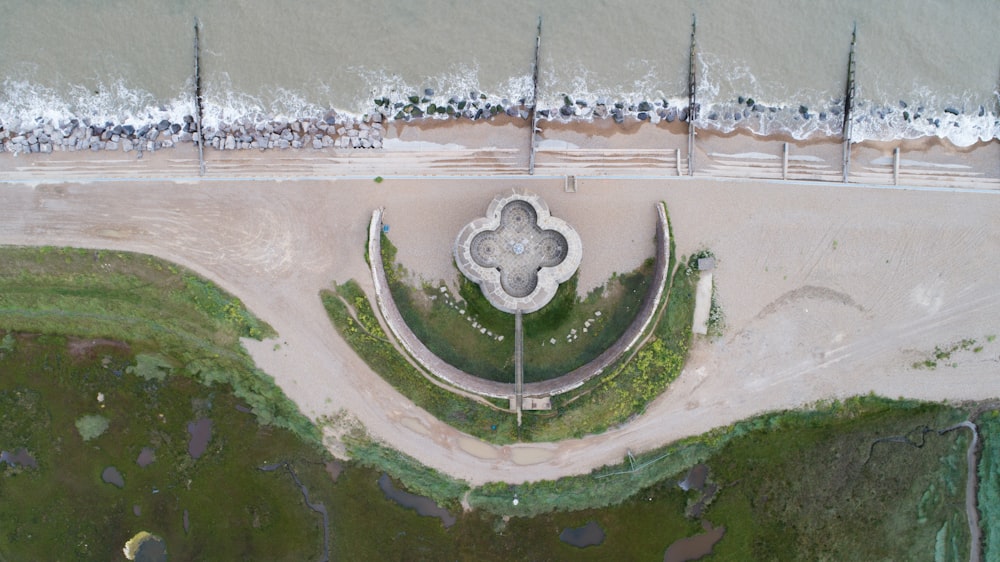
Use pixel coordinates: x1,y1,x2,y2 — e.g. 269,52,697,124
368,202,671,400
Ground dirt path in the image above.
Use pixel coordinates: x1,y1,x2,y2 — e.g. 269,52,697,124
1,158,999,486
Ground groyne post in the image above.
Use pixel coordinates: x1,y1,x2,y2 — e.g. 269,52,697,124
782,142,789,180
687,15,697,176
842,23,857,183
528,16,542,175
893,146,900,184
193,18,205,176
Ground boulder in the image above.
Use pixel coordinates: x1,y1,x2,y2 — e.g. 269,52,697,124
156,119,170,131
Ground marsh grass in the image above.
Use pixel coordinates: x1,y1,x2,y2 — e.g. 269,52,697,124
0,334,330,560
0,246,318,444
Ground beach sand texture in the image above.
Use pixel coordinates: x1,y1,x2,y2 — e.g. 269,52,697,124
1,120,998,485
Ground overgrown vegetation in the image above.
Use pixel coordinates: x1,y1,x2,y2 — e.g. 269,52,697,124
0,334,332,560
470,396,970,561
339,425,469,508
978,410,1000,562
320,280,519,443
0,331,979,560
74,414,110,441
0,246,318,445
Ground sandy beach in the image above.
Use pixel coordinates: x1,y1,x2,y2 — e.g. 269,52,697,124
1,118,999,485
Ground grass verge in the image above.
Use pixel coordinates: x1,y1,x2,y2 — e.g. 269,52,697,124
0,245,318,444
321,280,519,443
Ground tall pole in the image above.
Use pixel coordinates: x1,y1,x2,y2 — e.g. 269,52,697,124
528,17,542,175
194,18,205,176
842,23,857,183
687,15,697,176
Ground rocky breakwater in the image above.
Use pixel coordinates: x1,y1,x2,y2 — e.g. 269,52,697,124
0,115,197,155
0,111,387,155
0,88,696,157
539,95,690,126
206,113,385,151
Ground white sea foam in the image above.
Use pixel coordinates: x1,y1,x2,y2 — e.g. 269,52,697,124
0,78,192,130
2,64,997,151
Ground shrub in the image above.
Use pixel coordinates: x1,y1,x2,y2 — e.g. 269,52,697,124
75,414,110,441
126,353,173,381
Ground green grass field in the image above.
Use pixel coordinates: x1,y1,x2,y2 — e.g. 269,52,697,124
0,246,317,444
382,233,652,383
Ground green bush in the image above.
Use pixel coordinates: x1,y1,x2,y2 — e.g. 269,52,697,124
0,332,15,353
75,414,110,441
126,353,173,381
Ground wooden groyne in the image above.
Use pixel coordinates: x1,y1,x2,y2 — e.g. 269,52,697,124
687,15,697,176
194,18,205,176
842,23,857,183
528,16,542,175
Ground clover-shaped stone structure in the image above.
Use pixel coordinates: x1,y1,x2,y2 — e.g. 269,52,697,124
455,192,582,314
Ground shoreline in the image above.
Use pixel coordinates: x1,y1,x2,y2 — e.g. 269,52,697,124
2,112,996,190
1,89,998,164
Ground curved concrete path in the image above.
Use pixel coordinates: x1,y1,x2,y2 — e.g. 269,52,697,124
368,201,670,399
1,173,1000,488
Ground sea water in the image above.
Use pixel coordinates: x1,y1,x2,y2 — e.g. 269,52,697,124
1,0,997,146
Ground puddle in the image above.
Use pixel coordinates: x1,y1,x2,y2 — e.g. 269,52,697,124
0,448,38,469
378,473,456,528
510,446,555,465
559,521,606,548
183,509,190,534
664,521,726,562
134,536,167,562
678,464,708,492
324,460,343,482
458,437,499,460
102,466,125,488
187,418,212,459
133,504,142,516
136,447,156,467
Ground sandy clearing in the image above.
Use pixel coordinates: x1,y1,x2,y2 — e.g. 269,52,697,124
2,117,999,486
1,174,999,487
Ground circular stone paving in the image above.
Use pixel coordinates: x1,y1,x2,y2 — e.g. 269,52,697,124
455,192,582,313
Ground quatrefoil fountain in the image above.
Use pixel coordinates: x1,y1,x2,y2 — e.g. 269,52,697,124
455,192,582,314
